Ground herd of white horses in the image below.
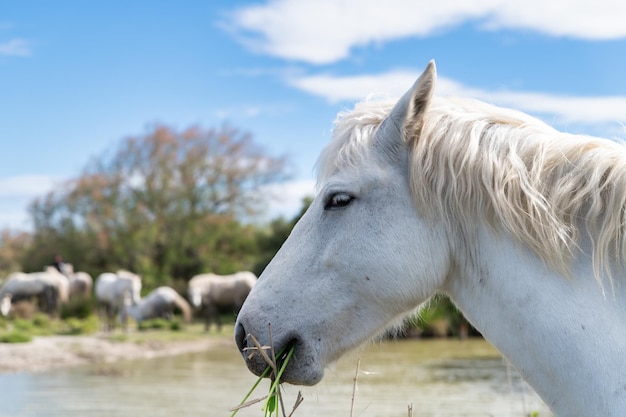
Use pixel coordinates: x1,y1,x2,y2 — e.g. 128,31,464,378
0,265,257,331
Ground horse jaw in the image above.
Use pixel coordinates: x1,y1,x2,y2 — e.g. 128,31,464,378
235,61,448,386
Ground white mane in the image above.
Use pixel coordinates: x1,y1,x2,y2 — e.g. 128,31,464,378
320,96,626,287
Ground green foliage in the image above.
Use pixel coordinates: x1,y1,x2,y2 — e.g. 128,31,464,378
252,197,311,275
403,296,460,337
0,230,31,278
0,314,98,342
19,123,291,284
137,318,171,331
61,316,98,335
12,318,35,333
0,331,32,343
32,313,50,329
60,297,96,320
136,318,183,332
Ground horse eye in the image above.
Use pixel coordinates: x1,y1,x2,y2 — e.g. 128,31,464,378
324,193,353,210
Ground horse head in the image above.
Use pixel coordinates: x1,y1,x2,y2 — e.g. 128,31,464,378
235,61,452,385
188,286,203,309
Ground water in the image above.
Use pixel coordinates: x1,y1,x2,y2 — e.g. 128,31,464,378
0,338,551,417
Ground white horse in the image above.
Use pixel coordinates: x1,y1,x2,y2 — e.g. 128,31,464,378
94,270,142,331
188,271,257,330
68,271,93,298
234,61,626,416
62,264,93,299
0,269,70,316
123,286,192,326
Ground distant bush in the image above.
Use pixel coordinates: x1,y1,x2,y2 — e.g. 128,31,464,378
32,313,50,328
60,297,95,320
137,318,183,331
137,318,170,331
11,301,36,319
61,316,98,335
0,331,32,343
0,314,98,341
12,318,35,333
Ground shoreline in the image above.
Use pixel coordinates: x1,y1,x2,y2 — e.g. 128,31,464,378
0,332,235,375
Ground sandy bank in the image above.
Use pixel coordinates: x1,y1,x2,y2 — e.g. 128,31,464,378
0,333,234,374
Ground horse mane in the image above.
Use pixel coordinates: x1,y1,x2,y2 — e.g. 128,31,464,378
320,96,626,287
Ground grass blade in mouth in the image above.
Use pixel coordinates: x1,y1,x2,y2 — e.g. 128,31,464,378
230,339,297,417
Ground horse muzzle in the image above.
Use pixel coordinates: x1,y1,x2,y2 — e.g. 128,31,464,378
234,320,324,386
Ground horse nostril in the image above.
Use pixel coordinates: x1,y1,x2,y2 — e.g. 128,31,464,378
235,322,247,354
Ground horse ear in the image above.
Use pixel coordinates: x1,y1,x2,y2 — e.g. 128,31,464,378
375,60,436,159
404,60,436,141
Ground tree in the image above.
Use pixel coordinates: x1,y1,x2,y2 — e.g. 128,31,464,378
0,229,31,278
252,196,312,276
26,124,289,285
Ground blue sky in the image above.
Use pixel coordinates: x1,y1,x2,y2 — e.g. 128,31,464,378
2,0,626,231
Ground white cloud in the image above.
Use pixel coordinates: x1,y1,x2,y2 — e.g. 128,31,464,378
228,0,626,64
289,69,626,126
480,1,626,39
0,38,31,57
287,70,419,103
471,90,626,125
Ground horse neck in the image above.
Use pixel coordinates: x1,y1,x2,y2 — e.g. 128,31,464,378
443,225,626,416
124,301,141,321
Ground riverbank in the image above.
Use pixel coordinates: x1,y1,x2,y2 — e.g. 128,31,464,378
0,327,235,374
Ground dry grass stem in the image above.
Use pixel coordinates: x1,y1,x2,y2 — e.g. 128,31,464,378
286,392,304,417
350,357,361,417
248,333,276,373
230,395,269,411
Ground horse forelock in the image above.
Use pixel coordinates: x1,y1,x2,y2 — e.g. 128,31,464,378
316,99,396,186
323,95,626,287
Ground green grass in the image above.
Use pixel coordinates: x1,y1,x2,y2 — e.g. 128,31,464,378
0,331,32,343
230,338,298,417
0,314,118,342
0,313,235,348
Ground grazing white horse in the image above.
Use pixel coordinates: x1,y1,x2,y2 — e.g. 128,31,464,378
94,270,142,330
235,61,626,416
188,272,257,330
123,286,192,325
0,269,70,316
62,264,93,299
